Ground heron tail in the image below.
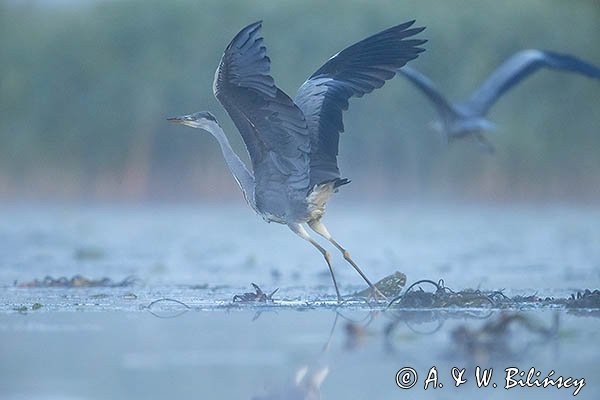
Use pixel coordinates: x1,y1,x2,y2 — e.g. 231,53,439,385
333,178,351,189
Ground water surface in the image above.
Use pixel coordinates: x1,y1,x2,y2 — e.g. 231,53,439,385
1,203,599,399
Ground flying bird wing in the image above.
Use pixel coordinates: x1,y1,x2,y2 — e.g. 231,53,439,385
294,21,426,187
213,21,311,198
464,49,600,116
398,66,458,123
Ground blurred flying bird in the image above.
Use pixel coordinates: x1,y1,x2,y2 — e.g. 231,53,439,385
399,50,600,152
168,21,426,300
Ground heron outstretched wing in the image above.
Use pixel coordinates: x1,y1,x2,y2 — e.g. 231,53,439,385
294,21,426,187
464,49,600,116
398,66,457,122
214,21,311,192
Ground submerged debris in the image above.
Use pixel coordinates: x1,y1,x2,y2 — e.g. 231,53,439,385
388,279,495,308
233,283,278,303
353,271,406,298
74,247,106,261
16,275,138,288
386,279,600,310
566,289,600,308
450,312,558,363
13,303,44,313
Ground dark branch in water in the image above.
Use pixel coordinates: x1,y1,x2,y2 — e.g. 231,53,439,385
232,283,279,303
15,275,139,288
144,298,191,319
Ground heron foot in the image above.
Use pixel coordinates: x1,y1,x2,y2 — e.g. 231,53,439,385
368,286,388,302
340,250,386,300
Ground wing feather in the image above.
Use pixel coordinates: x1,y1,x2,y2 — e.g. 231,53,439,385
294,21,427,186
398,66,457,122
213,21,311,200
465,49,600,116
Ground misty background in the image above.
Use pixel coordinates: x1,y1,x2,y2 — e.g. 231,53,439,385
1,0,599,204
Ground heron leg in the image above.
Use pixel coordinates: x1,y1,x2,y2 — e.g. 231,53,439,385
288,223,342,302
307,220,386,300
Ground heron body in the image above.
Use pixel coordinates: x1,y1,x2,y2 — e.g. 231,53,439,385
169,21,426,300
306,179,349,222
399,49,600,152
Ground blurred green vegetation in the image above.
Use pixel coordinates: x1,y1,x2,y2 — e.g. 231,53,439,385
0,0,599,202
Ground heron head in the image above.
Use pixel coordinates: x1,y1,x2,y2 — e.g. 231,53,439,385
167,111,219,129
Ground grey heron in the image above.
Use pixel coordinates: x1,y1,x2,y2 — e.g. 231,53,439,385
398,50,600,152
168,21,426,300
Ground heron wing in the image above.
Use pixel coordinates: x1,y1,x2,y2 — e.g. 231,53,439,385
294,20,426,187
214,21,311,194
398,66,458,122
464,49,600,116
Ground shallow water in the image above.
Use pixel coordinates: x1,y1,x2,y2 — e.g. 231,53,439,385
1,203,599,292
1,203,599,399
1,309,598,399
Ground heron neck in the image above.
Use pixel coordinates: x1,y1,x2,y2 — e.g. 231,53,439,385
206,121,256,211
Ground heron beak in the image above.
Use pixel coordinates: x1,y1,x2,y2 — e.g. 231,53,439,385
167,116,186,125
167,116,198,128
